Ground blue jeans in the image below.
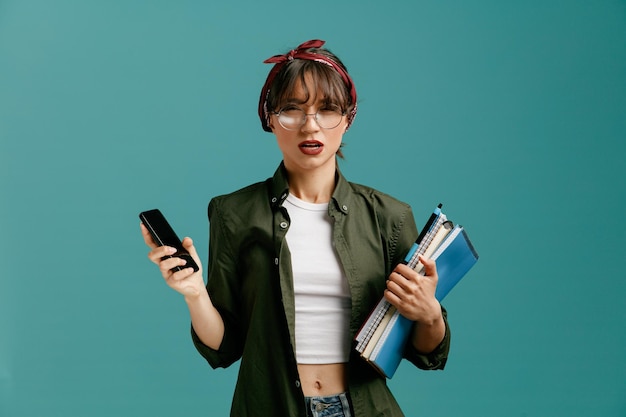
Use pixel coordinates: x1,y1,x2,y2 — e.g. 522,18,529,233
305,392,352,417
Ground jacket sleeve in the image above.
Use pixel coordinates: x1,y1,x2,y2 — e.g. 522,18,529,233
403,306,450,370
191,197,244,369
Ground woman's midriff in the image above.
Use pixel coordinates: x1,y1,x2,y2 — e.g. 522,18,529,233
297,363,348,396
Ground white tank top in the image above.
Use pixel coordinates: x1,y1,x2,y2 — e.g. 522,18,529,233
284,194,352,364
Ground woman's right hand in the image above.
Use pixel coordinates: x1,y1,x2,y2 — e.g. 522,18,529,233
140,223,225,349
140,223,207,299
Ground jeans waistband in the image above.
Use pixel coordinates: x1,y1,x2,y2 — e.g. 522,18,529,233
305,392,352,417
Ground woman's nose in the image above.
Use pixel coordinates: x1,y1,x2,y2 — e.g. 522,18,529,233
301,113,321,132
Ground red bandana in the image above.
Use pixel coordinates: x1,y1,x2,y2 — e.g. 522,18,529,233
258,39,358,132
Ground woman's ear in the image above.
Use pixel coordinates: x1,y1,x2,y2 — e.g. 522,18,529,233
267,114,276,132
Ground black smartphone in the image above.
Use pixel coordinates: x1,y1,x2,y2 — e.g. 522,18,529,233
139,209,199,272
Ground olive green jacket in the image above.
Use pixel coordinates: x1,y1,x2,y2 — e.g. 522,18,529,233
192,163,450,416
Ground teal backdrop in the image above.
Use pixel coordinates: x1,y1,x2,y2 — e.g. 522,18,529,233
2,1,625,416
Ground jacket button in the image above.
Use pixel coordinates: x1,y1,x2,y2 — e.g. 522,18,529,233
280,221,288,229
295,380,301,388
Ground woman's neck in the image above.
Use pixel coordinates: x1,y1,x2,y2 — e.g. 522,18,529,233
285,163,336,204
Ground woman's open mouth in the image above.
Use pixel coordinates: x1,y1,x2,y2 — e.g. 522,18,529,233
299,141,324,155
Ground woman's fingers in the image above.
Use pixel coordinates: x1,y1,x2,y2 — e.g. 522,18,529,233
387,271,409,294
386,262,436,302
182,237,202,267
140,224,204,298
418,255,438,282
166,265,197,282
158,255,188,275
388,264,418,287
147,246,195,282
147,245,176,264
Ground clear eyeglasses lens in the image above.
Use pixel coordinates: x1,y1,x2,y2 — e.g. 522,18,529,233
277,107,344,130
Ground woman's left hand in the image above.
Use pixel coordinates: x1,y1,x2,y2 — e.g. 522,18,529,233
384,255,442,325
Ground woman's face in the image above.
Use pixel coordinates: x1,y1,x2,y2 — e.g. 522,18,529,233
269,74,347,176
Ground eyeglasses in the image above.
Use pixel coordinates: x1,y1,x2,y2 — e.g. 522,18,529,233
273,106,346,130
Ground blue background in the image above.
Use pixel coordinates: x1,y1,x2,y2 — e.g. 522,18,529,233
2,1,625,416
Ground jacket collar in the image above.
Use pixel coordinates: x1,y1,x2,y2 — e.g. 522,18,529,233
268,161,351,215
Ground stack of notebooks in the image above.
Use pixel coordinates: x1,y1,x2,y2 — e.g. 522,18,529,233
355,204,479,378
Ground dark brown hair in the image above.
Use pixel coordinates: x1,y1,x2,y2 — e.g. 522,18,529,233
265,48,354,116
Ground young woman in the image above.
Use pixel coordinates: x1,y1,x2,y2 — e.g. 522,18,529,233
141,39,450,417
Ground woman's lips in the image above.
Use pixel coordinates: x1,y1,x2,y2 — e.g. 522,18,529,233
298,140,324,155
